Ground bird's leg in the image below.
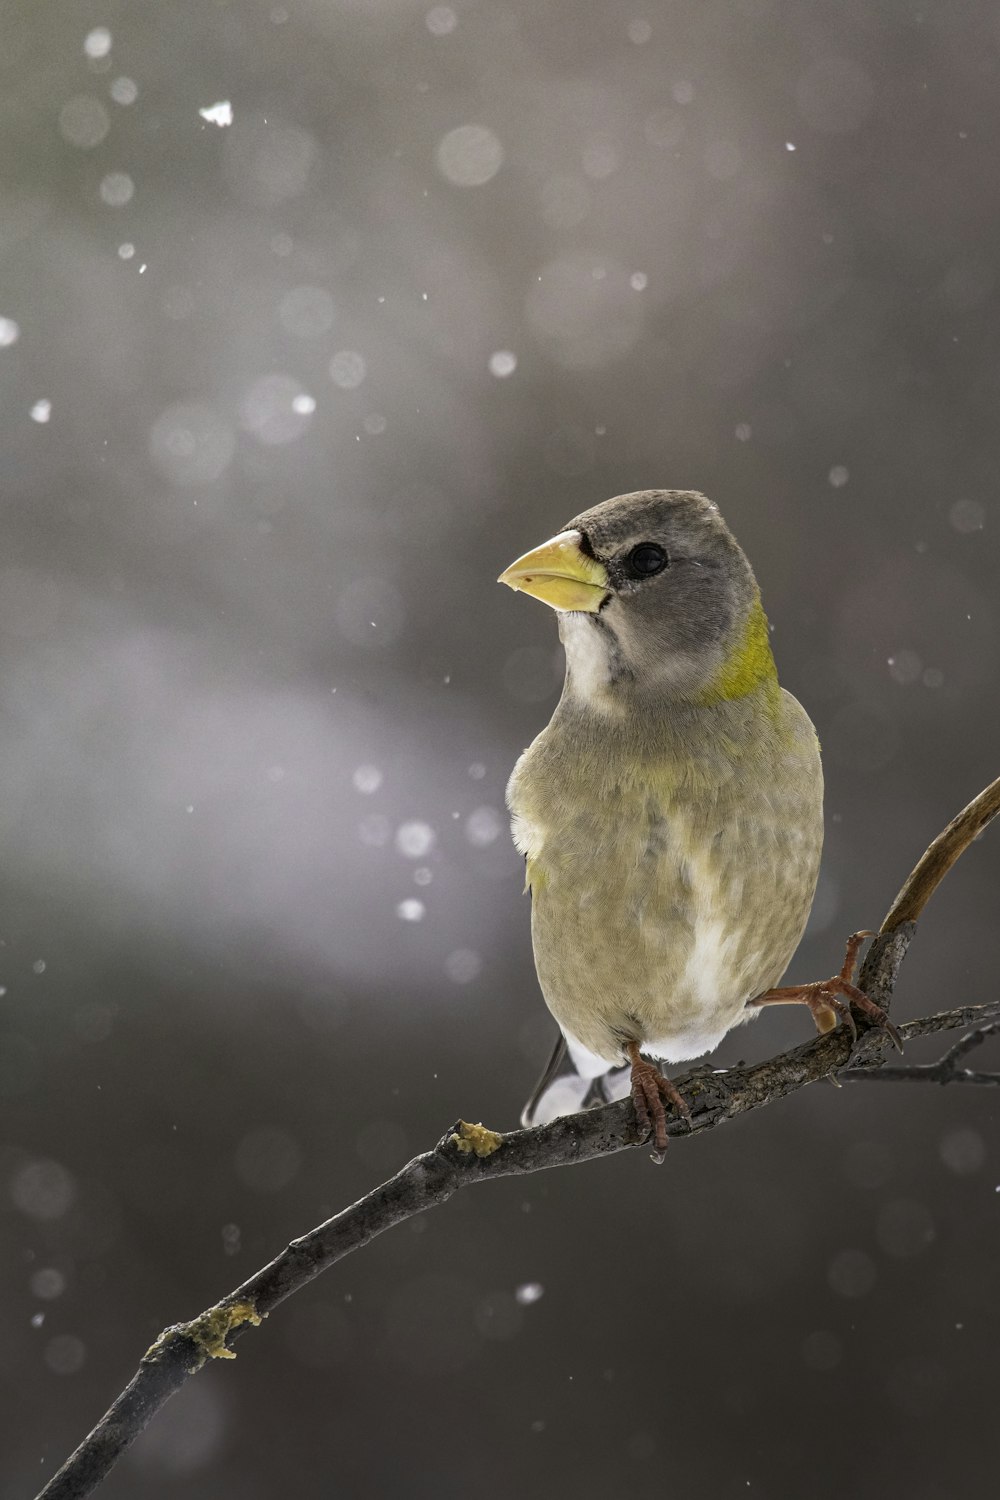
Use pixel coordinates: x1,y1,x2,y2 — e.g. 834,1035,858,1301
747,930,903,1052
626,1040,691,1164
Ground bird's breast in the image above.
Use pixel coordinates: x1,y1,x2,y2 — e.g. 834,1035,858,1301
507,699,823,1064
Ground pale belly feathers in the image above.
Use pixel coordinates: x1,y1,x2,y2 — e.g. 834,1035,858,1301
508,689,823,1067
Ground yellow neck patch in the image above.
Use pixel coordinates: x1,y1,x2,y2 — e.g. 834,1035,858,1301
698,594,778,705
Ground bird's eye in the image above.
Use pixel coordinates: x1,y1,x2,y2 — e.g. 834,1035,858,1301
626,543,668,578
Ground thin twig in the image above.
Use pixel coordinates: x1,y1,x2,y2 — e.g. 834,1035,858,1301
34,775,1000,1500
842,1018,1000,1085
880,772,1000,932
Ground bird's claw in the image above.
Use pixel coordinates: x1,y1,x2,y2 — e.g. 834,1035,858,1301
627,1043,691,1163
837,980,904,1056
834,931,903,1053
806,979,903,1055
750,929,903,1056
805,985,857,1042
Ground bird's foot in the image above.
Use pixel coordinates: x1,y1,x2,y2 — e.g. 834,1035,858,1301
749,930,903,1054
626,1041,691,1164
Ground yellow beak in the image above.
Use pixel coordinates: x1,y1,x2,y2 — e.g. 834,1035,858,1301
497,529,609,613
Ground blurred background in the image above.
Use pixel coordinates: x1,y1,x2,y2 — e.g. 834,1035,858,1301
2,1,999,1496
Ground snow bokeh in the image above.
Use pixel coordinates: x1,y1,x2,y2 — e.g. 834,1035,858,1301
2,4,998,1496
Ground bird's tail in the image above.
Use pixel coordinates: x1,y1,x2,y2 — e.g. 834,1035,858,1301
521,1031,631,1129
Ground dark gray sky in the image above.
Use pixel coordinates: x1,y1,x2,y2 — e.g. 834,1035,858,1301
2,3,998,1497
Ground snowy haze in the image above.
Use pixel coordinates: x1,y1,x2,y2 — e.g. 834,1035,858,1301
2,4,999,1498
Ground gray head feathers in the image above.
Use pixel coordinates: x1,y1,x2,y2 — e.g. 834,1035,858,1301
557,490,767,709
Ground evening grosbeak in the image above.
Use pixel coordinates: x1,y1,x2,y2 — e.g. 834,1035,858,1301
500,490,898,1158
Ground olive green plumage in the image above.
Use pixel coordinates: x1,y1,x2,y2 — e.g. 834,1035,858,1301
502,490,824,1104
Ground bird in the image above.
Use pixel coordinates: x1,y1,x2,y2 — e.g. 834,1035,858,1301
498,489,900,1160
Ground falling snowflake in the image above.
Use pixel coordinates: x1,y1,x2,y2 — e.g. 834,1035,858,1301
199,101,234,127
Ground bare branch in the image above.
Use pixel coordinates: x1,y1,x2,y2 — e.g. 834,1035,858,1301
34,775,1000,1500
842,1018,1000,1086
894,999,1000,1039
880,772,1000,933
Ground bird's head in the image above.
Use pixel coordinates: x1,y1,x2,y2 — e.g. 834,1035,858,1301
498,489,777,710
